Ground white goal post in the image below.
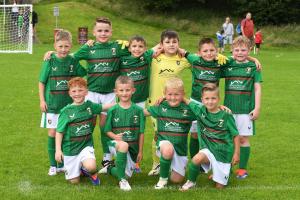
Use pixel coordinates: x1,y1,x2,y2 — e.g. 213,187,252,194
0,4,33,54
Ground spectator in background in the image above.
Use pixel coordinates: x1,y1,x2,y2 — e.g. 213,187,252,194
32,10,39,43
216,30,225,53
254,27,263,55
222,17,234,52
241,12,254,49
235,18,242,36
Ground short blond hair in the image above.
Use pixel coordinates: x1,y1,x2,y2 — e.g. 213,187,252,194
232,36,251,49
55,29,72,43
68,77,87,89
115,75,134,88
164,77,184,93
201,83,219,97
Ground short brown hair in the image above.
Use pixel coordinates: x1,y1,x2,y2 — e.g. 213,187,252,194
115,75,134,88
198,37,216,50
95,17,112,26
160,29,179,43
201,83,219,96
232,36,251,49
129,35,146,47
55,29,72,43
68,77,87,89
164,77,184,93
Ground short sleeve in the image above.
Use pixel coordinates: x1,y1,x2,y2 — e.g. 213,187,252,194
182,57,191,69
147,105,160,118
73,44,89,60
187,53,200,64
254,71,262,83
75,61,87,77
227,114,239,137
56,112,69,134
39,61,50,84
188,101,203,117
104,109,113,133
144,49,154,64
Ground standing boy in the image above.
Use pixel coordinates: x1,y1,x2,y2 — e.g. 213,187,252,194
145,77,196,189
181,83,240,190
55,77,113,185
222,36,262,179
39,30,86,176
104,76,145,191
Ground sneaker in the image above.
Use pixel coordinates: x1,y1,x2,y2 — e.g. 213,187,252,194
119,179,131,191
236,169,248,179
56,167,66,173
148,163,160,176
154,177,168,189
98,160,114,174
89,174,100,186
180,180,196,191
48,166,57,176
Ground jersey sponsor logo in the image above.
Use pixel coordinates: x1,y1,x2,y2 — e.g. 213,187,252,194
69,113,75,118
133,115,139,123
159,68,174,74
218,119,224,127
123,131,132,136
114,118,120,122
56,80,68,87
127,71,140,76
162,108,167,112
76,124,90,134
230,80,243,86
94,63,110,72
165,122,179,128
90,50,96,54
52,67,57,71
111,48,116,56
200,70,215,76
69,65,74,73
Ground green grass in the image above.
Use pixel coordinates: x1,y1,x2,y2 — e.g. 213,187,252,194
1,1,300,199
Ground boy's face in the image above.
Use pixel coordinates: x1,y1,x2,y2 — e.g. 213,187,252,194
54,40,72,58
164,87,184,107
114,83,135,103
161,37,179,56
199,43,217,62
69,85,88,105
93,22,112,43
232,45,249,62
129,40,146,58
201,90,220,112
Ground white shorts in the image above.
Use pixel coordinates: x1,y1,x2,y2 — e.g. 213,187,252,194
135,101,146,109
40,113,59,129
108,141,136,178
85,91,116,115
200,148,231,185
233,114,253,136
189,98,203,133
224,35,233,44
156,140,188,177
63,146,96,180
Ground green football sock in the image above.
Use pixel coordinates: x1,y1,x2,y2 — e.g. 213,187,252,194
239,146,250,169
47,136,56,166
100,126,110,154
160,156,171,179
189,137,199,159
188,162,200,182
111,151,127,180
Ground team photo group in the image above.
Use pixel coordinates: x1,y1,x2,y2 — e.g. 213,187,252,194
39,16,262,191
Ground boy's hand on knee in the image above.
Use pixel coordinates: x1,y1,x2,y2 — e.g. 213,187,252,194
216,53,228,65
114,133,124,141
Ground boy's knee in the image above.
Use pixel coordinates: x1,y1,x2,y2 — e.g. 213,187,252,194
82,159,97,173
160,143,174,159
192,152,208,165
69,177,80,184
170,171,184,183
117,141,129,152
239,136,249,145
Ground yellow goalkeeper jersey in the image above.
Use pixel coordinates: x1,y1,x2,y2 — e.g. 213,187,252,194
148,54,190,105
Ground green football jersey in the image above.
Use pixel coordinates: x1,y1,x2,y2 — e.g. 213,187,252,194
74,41,129,93
148,101,196,156
222,58,262,114
189,101,239,163
56,101,102,156
120,49,153,103
187,54,222,102
39,54,87,113
105,103,145,162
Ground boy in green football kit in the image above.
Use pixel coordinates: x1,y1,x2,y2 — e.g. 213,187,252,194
181,83,240,190
222,36,262,179
55,77,113,185
144,77,196,189
39,30,86,176
104,76,145,191
73,17,130,169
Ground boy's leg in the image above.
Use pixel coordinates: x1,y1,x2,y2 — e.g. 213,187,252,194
109,141,128,181
82,158,99,185
189,132,199,159
100,114,111,162
238,136,250,177
148,117,160,176
69,177,80,184
47,128,57,176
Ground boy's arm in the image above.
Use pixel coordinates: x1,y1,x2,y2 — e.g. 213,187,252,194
137,134,144,163
38,82,47,112
232,135,240,166
55,132,64,163
143,109,151,116
43,51,54,61
107,131,123,141
102,103,116,111
250,83,261,120
247,56,262,71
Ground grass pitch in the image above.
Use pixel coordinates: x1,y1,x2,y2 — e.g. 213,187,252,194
0,2,300,200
